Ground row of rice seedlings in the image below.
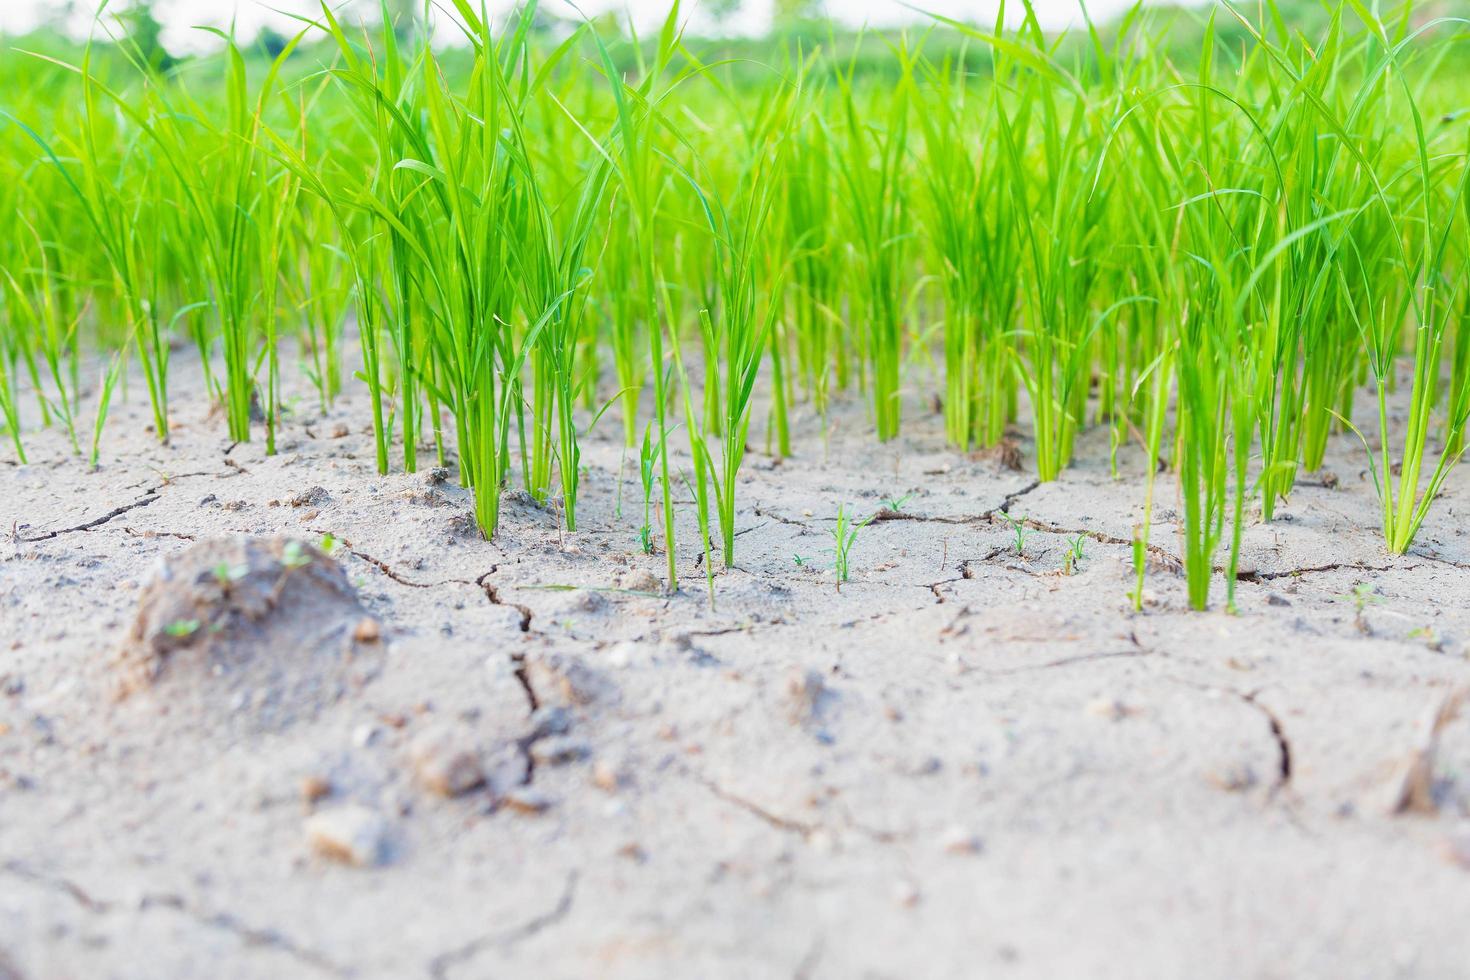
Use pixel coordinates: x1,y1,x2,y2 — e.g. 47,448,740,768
2,1,1468,604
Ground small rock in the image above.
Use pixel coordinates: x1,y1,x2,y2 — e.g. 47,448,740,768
486,747,531,797
939,826,984,855
289,486,329,508
503,787,553,814
1207,762,1258,793
423,467,449,485
530,735,592,767
305,806,388,867
1085,697,1130,721
330,423,350,439
353,618,382,644
301,775,332,805
604,642,643,670
617,569,661,593
410,728,485,798
1266,593,1292,607
527,654,615,707
592,758,629,793
529,705,573,739
352,724,381,749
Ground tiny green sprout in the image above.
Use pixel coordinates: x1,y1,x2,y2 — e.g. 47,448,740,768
999,512,1029,556
831,504,877,587
793,554,809,567
637,423,658,556
1407,626,1444,652
281,539,311,569
1064,535,1086,575
319,532,339,555
881,492,914,512
212,561,249,586
164,619,201,638
1337,582,1383,634
1337,582,1383,614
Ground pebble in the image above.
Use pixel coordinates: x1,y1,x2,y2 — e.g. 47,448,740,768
528,705,573,739
1085,697,1131,721
939,825,984,855
353,618,382,644
529,654,614,706
604,642,643,670
410,728,486,797
351,724,381,749
486,748,531,797
300,774,332,805
503,787,554,814
618,569,661,593
592,758,629,793
530,735,592,766
305,806,389,867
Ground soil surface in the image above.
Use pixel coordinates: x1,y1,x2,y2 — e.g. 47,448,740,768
3,350,1470,980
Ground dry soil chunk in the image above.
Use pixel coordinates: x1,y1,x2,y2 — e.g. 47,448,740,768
112,536,377,730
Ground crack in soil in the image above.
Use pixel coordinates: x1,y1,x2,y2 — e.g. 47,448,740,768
753,506,812,530
122,525,197,542
308,530,478,589
139,895,347,976
1,862,343,975
426,871,578,980
1004,515,1183,571
477,571,534,632
18,488,162,542
986,647,1151,676
1241,562,1419,582
1167,678,1296,798
1239,690,1293,792
984,479,1043,519
688,769,818,839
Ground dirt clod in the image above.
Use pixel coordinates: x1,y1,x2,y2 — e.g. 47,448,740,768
306,805,390,867
503,787,553,815
410,726,486,798
529,735,592,767
112,536,377,730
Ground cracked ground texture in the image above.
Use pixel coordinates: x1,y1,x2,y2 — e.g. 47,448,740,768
3,350,1470,980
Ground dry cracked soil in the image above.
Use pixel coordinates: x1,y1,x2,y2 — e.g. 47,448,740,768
3,350,1470,980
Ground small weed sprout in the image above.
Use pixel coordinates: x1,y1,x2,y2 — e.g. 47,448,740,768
281,540,310,569
881,492,914,512
831,505,876,587
319,533,339,556
1000,512,1029,556
1407,626,1444,652
164,619,201,638
1337,583,1383,633
1064,535,1086,576
211,562,249,588
638,423,658,555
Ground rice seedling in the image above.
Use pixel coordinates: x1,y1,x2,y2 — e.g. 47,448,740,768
830,503,874,586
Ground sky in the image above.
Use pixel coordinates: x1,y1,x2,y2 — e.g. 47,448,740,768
0,0,1194,51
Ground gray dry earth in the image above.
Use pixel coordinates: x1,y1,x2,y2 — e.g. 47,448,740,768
3,349,1470,980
